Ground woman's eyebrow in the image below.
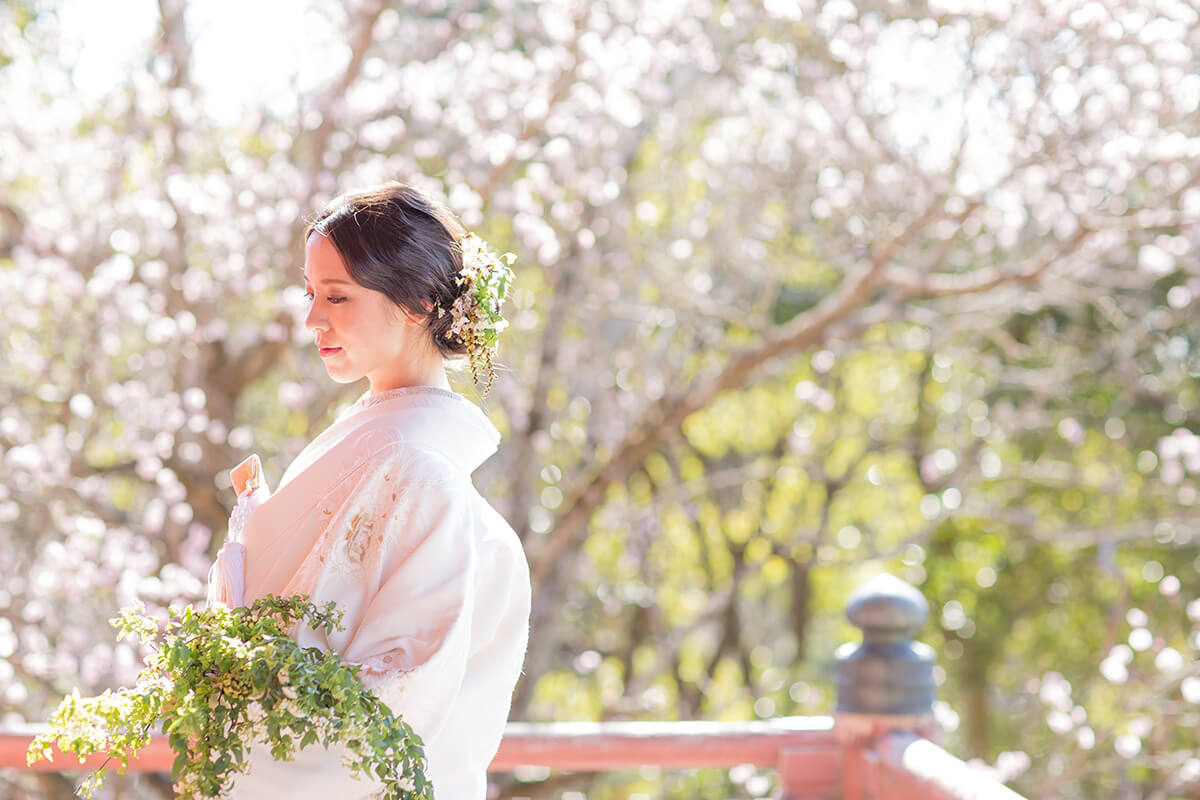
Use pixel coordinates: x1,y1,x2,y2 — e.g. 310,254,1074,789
302,273,355,287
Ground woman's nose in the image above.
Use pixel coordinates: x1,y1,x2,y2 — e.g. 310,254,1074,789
304,304,328,333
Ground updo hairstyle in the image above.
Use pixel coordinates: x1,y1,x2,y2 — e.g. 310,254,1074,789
304,182,469,358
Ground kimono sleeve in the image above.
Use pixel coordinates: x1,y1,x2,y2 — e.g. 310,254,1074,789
333,461,478,742
232,450,477,798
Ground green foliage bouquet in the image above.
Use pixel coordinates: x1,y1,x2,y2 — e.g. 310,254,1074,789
27,594,431,799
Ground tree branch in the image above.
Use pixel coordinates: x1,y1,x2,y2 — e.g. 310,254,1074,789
883,226,1093,299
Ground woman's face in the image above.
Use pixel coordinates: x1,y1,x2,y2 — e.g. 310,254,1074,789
303,232,427,390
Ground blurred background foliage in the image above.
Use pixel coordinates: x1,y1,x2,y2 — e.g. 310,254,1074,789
1,0,1199,798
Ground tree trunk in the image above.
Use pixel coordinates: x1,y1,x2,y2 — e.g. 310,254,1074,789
790,561,812,662
962,642,991,759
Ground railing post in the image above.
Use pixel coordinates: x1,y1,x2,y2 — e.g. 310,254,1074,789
833,574,938,745
778,574,939,800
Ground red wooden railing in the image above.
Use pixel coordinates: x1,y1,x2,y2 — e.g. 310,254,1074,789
0,575,1031,799
1,717,1025,799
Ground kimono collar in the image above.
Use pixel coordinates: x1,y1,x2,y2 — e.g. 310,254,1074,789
342,385,501,475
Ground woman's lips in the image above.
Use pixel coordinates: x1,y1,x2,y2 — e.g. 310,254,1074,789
319,346,342,357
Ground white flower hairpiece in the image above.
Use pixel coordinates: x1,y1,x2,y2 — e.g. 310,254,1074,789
436,232,516,396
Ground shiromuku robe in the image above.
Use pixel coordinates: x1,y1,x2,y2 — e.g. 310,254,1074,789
206,386,531,800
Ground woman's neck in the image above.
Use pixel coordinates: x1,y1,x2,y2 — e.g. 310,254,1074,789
367,356,451,395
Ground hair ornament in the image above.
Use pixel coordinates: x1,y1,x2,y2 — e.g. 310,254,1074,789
437,231,516,397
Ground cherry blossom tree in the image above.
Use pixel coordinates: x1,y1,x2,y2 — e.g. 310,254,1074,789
1,0,1197,797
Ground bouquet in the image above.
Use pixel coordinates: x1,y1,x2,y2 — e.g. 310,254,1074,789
27,594,430,799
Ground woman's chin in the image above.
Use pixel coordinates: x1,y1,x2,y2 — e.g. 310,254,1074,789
323,367,362,384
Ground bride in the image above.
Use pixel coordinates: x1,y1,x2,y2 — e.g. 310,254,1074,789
206,182,531,799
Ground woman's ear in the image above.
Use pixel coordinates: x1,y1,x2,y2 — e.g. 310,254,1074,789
402,300,435,327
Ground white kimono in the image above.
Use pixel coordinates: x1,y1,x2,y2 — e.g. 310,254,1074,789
206,386,531,799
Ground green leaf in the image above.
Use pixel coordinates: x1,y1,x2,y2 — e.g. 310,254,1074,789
38,593,427,799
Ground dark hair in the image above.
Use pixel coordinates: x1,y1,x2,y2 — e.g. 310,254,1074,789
305,182,468,358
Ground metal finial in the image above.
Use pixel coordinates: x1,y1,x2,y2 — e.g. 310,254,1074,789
835,573,936,716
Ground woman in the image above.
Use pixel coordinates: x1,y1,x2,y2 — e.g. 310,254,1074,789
206,182,531,799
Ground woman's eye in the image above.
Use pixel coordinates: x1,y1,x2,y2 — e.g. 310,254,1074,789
303,292,346,304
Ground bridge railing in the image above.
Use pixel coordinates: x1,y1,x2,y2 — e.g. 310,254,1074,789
0,716,1025,799
0,575,1028,799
